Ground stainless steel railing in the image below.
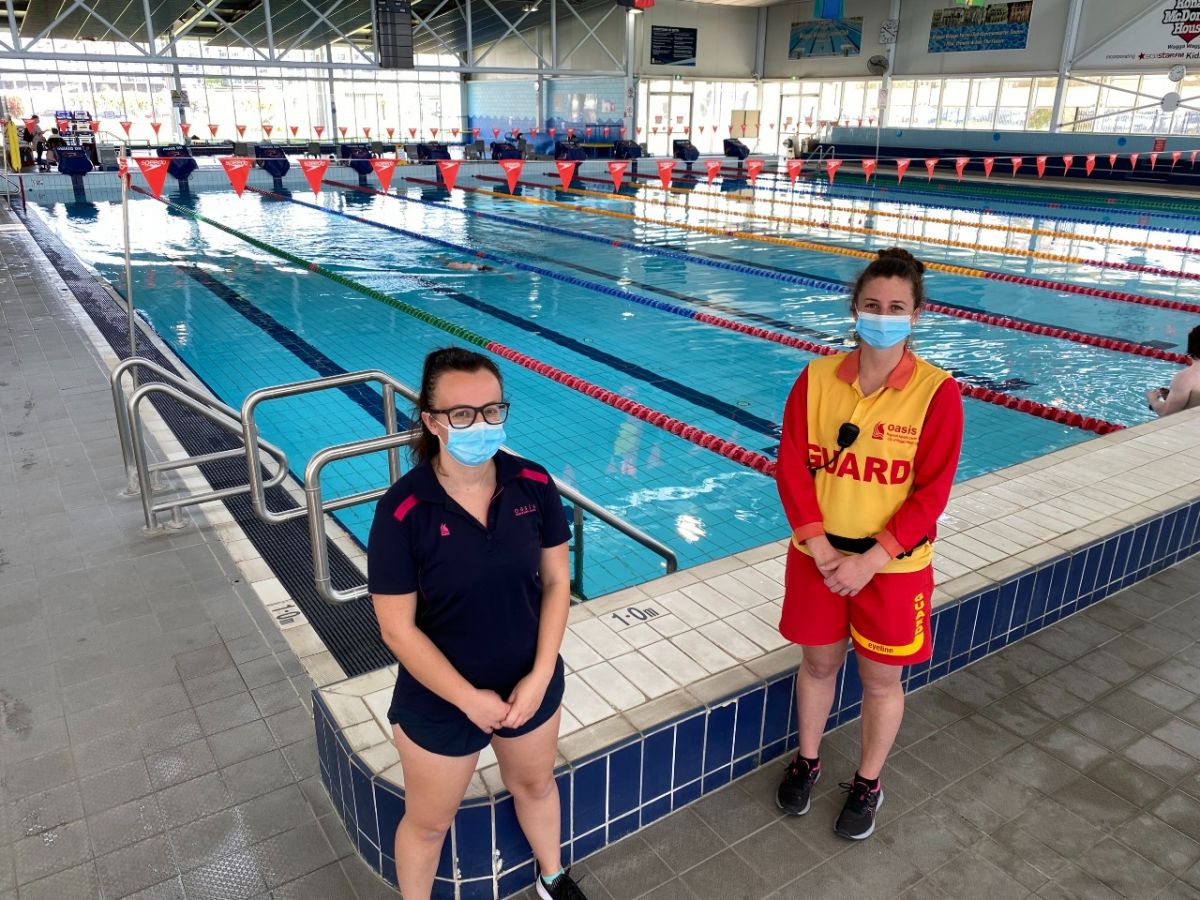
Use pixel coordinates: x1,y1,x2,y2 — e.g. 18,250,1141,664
115,359,676,604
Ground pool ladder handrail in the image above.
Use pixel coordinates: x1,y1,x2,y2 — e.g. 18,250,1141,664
115,360,676,605
241,370,678,603
111,357,292,530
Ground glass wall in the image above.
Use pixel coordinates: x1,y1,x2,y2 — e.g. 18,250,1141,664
1058,72,1200,135
0,38,463,145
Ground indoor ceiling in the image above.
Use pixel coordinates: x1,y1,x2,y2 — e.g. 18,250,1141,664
8,0,616,58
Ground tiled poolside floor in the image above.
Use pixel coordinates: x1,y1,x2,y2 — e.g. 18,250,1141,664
5,200,1200,900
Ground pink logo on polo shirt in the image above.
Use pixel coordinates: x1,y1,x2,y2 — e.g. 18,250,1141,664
439,523,450,537
513,504,537,517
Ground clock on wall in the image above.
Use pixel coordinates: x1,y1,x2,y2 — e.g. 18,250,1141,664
879,18,899,44
1169,65,1187,83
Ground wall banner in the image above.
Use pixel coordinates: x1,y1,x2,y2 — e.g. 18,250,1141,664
928,2,1033,54
789,17,863,58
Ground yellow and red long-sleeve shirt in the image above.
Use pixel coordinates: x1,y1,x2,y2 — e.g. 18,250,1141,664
777,348,964,574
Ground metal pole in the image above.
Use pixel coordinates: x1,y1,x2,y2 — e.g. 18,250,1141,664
572,503,585,598
1049,0,1085,133
121,144,137,387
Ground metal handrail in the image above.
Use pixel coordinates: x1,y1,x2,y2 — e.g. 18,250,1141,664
305,429,422,605
241,370,405,525
124,381,290,530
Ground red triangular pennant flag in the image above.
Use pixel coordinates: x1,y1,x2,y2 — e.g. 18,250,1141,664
120,121,132,136
498,159,523,192
603,127,610,137
1149,152,1159,170
1172,150,1182,169
620,127,627,137
363,127,371,138
236,124,246,137
1130,152,1140,169
1036,155,1047,178
431,128,438,138
437,159,462,191
1191,149,1199,166
134,157,172,199
1062,154,1074,176
492,128,501,139
895,158,911,183
658,159,677,190
219,156,253,197
530,128,539,137
339,126,348,137
861,158,877,182
826,159,843,183
925,158,938,180
1109,153,1117,167
471,128,479,139
1085,154,1096,176
740,123,748,136
608,161,628,191
180,123,191,137
1011,156,1023,176
89,120,100,133
118,155,128,181
290,125,299,137
409,128,418,138
371,158,397,194
150,122,162,137
262,124,273,137
387,127,396,139
315,125,325,138
548,128,557,138
982,157,994,178
555,160,578,190
704,159,722,184
451,128,459,137
208,124,219,138
955,157,969,180
567,128,575,139
747,159,765,184
586,127,593,137
299,158,328,195
786,158,805,183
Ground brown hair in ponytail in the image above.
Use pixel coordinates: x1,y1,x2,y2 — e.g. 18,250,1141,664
849,247,927,313
412,347,503,465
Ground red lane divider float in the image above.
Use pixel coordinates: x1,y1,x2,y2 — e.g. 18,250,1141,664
485,343,779,476
402,176,1126,435
499,173,1200,317
469,173,1193,366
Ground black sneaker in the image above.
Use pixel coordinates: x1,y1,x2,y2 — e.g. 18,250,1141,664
776,755,822,815
536,868,588,900
834,779,884,840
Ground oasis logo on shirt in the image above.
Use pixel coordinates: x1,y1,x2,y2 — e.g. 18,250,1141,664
871,421,919,445
513,504,538,517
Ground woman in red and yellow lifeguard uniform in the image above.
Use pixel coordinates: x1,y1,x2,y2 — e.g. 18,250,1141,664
774,248,964,840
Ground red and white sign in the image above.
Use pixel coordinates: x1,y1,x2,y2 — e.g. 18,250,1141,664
220,156,254,197
438,159,462,191
299,158,329,195
608,160,629,191
555,160,578,190
657,159,677,190
134,157,171,199
498,159,523,192
371,158,397,194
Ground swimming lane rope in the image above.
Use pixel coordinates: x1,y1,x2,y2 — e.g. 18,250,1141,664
310,180,1124,435
130,185,780,476
470,173,1200,319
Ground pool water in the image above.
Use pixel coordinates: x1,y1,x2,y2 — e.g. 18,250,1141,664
31,167,1196,597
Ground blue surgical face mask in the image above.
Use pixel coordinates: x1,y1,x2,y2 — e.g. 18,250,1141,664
441,421,506,467
855,311,913,349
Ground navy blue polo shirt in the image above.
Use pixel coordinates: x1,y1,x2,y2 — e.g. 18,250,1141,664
367,450,572,720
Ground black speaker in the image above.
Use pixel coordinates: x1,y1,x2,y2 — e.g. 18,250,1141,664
376,0,414,69
612,140,642,160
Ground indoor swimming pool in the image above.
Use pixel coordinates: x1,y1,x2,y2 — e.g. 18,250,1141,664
26,164,1199,599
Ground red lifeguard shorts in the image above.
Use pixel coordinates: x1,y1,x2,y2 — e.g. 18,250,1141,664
779,543,934,666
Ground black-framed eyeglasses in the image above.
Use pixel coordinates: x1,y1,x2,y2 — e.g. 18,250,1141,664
427,402,510,429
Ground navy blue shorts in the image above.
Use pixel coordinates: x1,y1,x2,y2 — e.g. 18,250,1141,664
389,658,565,757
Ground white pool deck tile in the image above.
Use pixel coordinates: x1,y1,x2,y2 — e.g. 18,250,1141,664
319,406,1200,800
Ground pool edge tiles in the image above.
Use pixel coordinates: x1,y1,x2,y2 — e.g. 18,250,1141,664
317,406,1200,898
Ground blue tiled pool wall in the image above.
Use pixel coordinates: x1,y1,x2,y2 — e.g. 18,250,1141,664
314,496,1200,898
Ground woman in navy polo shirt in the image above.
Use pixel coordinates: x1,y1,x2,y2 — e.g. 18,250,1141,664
368,347,587,900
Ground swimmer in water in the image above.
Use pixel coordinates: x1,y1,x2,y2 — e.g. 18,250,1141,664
439,256,495,273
